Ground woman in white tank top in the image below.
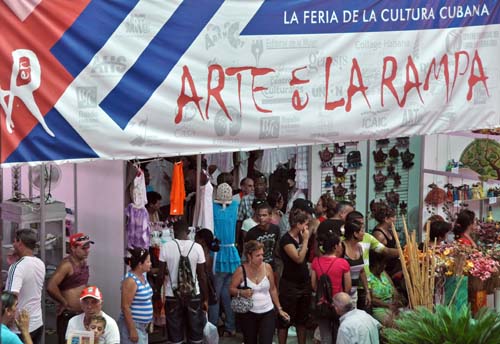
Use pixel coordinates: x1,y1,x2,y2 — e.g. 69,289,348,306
230,241,290,344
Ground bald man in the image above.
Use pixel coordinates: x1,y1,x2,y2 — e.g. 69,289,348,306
333,292,381,344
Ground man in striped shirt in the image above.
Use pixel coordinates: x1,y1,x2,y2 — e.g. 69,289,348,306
4,229,45,344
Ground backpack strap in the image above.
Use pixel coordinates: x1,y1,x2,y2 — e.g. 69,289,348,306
316,256,336,275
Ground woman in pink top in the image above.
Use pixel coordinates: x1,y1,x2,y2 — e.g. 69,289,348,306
311,233,351,344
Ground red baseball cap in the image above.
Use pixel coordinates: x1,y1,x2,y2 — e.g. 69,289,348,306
79,286,103,301
69,233,94,247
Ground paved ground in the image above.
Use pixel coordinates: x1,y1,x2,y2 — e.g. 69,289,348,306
219,328,315,344
150,327,315,343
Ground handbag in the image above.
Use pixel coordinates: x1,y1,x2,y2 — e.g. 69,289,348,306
230,265,253,313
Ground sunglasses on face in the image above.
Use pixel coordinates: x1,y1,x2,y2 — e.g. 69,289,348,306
75,235,90,242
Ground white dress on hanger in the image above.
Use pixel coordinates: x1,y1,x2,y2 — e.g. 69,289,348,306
193,172,215,231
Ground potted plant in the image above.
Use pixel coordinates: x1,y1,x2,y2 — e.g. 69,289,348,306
383,305,500,344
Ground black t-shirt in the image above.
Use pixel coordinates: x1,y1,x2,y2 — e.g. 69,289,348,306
245,224,280,268
317,219,344,240
279,232,309,284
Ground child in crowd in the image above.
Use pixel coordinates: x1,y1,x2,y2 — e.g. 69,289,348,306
88,315,106,343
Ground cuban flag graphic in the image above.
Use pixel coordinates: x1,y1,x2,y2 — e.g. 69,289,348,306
1,0,500,165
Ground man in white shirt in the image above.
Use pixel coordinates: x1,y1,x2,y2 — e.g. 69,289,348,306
334,292,381,344
5,229,46,344
66,286,120,344
158,219,208,344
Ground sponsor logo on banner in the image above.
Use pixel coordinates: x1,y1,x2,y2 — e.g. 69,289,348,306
259,116,280,139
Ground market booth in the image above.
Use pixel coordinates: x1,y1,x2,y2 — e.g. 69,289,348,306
1,0,500,342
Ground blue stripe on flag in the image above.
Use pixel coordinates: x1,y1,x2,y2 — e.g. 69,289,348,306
100,0,225,130
51,0,139,78
242,0,500,35
5,109,98,163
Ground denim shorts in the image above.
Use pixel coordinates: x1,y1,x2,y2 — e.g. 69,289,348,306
118,316,149,344
165,296,206,344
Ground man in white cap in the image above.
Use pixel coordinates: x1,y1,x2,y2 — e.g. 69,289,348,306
65,286,120,343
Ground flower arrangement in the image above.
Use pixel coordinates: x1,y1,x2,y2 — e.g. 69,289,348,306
474,221,500,248
435,243,499,281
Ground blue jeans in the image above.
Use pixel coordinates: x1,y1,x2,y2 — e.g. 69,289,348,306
118,316,149,344
208,272,235,332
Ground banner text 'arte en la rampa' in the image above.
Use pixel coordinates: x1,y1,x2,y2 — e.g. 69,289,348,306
1,0,500,165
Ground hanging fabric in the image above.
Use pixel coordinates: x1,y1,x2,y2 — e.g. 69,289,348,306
170,161,186,215
193,170,214,231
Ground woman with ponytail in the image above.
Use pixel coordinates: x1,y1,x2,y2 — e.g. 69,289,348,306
119,248,153,343
453,209,478,248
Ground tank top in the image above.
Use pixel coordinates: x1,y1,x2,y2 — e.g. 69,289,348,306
372,227,396,248
245,274,274,314
59,257,89,291
343,243,364,294
124,272,154,323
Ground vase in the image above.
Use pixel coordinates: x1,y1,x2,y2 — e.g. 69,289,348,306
471,290,487,314
444,275,468,310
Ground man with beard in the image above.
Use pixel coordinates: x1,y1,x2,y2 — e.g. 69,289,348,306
48,233,94,344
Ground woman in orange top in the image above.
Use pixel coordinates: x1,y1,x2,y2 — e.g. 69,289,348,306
453,209,478,248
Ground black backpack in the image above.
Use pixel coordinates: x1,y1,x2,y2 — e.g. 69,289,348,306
170,240,196,302
314,257,337,318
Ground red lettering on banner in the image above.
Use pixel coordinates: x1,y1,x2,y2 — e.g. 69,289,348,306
225,66,252,118
251,67,274,113
450,51,470,99
324,57,345,111
175,66,204,124
346,58,370,111
424,55,450,102
173,51,490,125
467,50,489,101
206,64,230,120
400,56,423,107
381,56,399,106
290,66,309,111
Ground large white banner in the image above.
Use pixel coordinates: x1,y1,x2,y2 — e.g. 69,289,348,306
1,0,499,165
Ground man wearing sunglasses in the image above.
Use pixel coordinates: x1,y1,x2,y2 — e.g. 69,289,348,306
47,232,94,344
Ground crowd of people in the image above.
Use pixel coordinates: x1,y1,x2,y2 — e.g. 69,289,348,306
1,171,479,344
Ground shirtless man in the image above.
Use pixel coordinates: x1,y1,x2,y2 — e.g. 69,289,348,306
47,233,93,344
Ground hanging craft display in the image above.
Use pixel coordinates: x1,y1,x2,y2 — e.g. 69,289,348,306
348,191,357,205
347,150,362,168
389,145,399,162
349,175,357,190
376,138,390,146
373,171,387,192
333,163,348,183
396,137,410,147
425,183,446,206
399,201,408,215
393,172,402,188
385,189,400,209
373,148,388,168
324,174,333,188
401,148,415,169
387,163,396,178
319,146,334,163
334,142,346,154
334,183,348,200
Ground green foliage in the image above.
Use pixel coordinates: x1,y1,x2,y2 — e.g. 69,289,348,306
383,305,500,344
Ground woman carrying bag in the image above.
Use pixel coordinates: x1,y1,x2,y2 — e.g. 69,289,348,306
229,240,289,344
